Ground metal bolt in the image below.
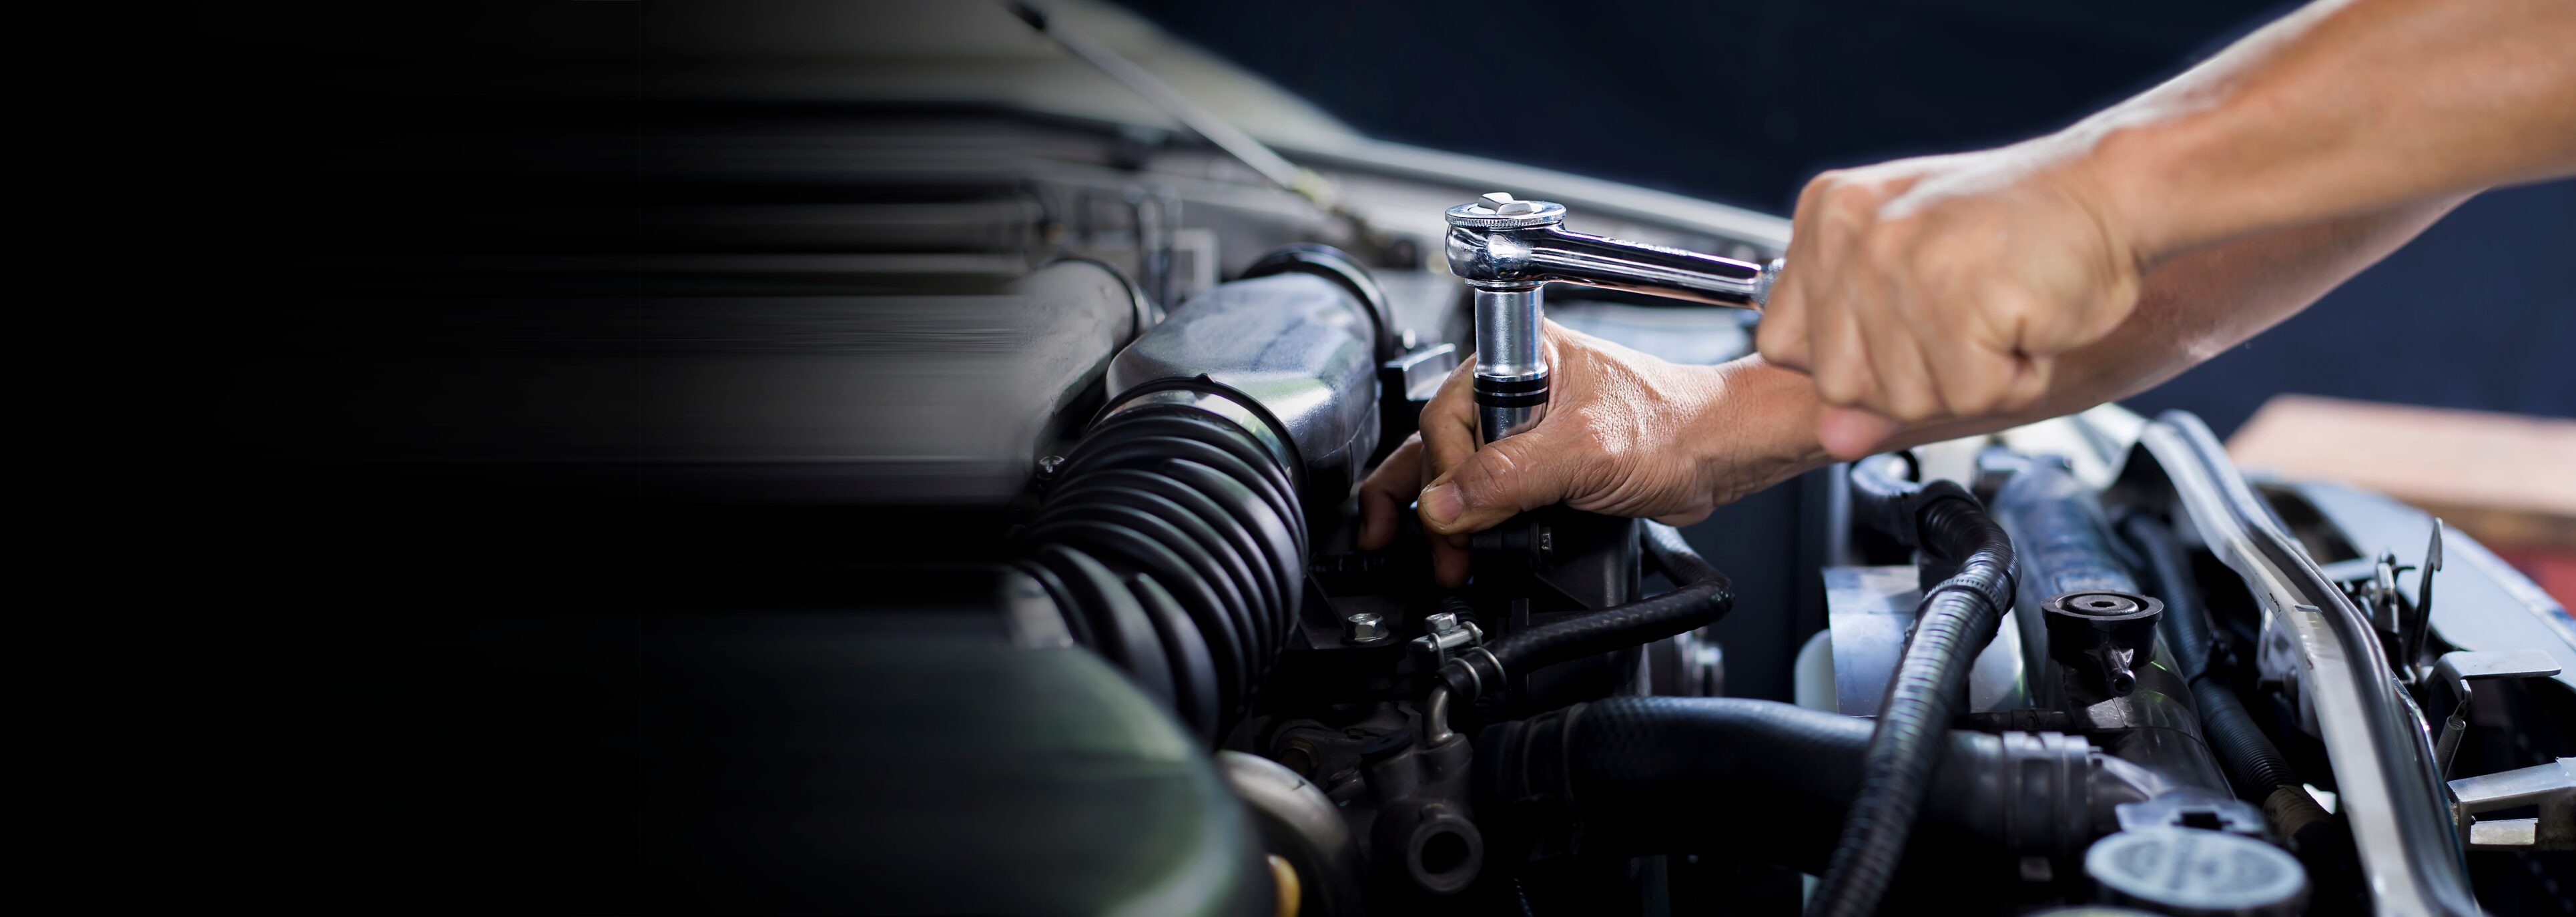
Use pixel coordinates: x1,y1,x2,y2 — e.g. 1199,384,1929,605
1345,613,1389,643
1035,454,1066,479
1425,611,1462,635
1276,737,1319,776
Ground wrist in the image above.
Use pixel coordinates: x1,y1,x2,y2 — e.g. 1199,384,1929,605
1696,356,1836,503
2049,118,2181,270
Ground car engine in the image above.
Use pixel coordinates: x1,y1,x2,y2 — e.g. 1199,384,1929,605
82,3,2574,913
825,89,2575,914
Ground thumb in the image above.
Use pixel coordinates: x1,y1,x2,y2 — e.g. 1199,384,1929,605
1417,432,1576,536
1817,406,1901,461
1754,267,1814,372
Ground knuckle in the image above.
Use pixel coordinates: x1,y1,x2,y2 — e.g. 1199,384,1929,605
1823,186,1875,224
1949,378,2005,416
1488,439,1562,506
1859,222,1913,264
1360,437,1420,489
1799,171,1843,202
1454,451,1514,504
1582,418,1624,458
1814,360,1865,404
1756,328,1805,368
1885,388,1937,422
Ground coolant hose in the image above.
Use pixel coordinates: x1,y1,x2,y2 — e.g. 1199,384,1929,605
2118,513,2332,840
1811,454,2016,917
2118,513,2215,683
1476,697,2145,876
1847,450,1922,542
1435,521,1734,703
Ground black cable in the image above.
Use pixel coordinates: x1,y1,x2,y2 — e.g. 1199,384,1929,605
2118,513,2331,841
1809,456,2016,917
1847,452,1921,543
1437,522,1734,701
1475,697,2144,872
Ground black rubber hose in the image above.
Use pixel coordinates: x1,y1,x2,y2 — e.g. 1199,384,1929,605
1476,697,2144,874
2116,513,2214,681
1439,522,1733,699
1811,458,2016,917
1017,404,1306,743
1847,452,1921,541
2118,513,2327,838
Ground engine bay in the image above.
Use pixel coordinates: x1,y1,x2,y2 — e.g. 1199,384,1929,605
835,103,2576,916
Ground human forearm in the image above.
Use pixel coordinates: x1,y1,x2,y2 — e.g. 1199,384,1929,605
2071,0,2576,261
1740,194,2467,464
1749,0,2567,456
1359,199,2460,585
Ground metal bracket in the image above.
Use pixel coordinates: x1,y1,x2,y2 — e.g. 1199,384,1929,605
2429,649,2562,777
2450,757,2575,852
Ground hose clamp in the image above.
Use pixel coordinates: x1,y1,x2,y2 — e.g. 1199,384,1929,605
1411,610,1488,667
1434,645,1506,699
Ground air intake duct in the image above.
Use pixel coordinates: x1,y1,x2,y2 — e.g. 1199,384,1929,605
1014,248,1385,743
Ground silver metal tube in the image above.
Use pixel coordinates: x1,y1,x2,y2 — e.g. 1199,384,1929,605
1472,285,1548,444
1422,683,1457,745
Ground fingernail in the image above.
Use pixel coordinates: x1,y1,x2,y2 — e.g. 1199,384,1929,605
1419,483,1462,529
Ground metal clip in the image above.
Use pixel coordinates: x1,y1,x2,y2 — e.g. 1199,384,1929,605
1411,611,1487,666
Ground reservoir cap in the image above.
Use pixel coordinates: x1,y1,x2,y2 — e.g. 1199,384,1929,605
2085,827,2308,917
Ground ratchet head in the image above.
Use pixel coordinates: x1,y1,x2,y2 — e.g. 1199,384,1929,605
1444,192,1564,292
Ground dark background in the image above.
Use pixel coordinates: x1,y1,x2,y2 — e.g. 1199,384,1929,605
1120,0,2576,435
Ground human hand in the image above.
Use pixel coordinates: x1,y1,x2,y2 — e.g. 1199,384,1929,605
1756,141,2146,458
1355,322,1829,587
